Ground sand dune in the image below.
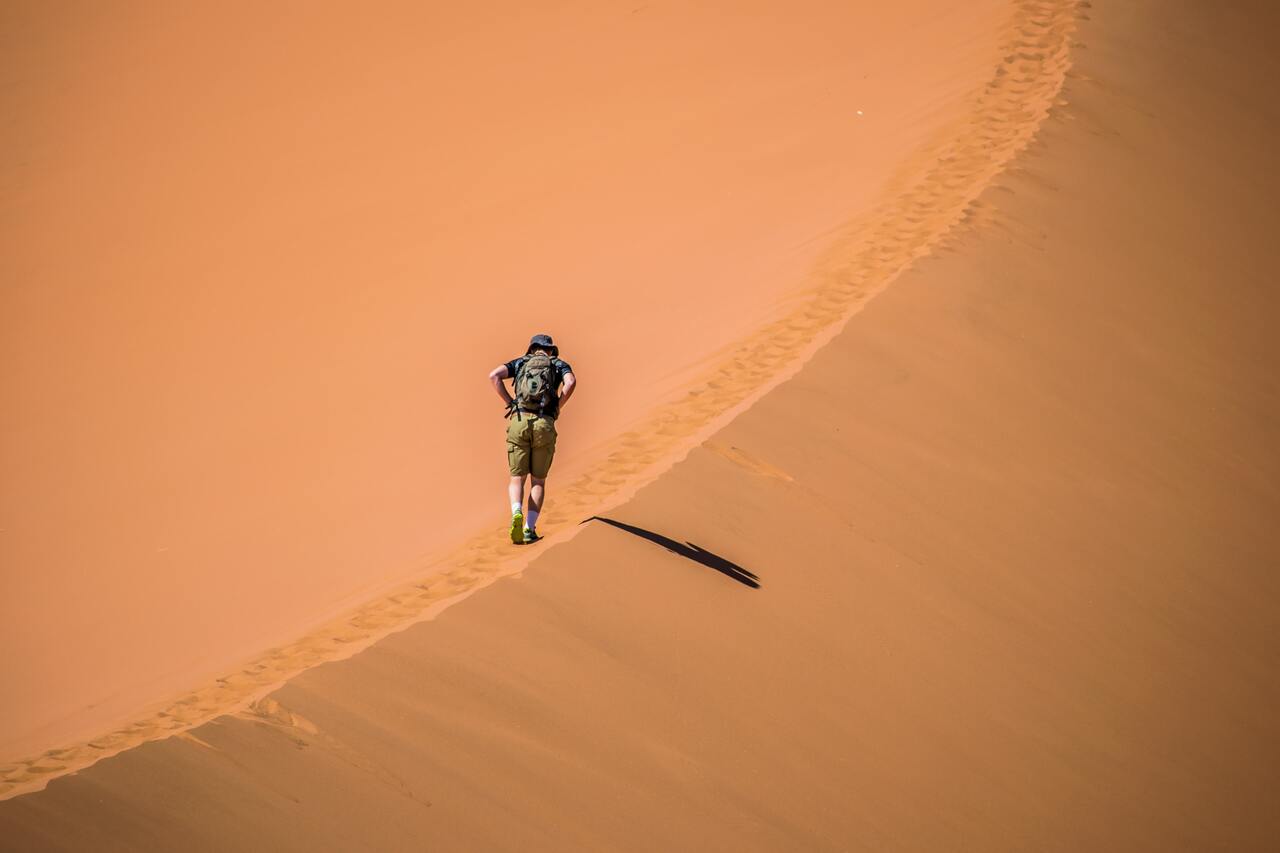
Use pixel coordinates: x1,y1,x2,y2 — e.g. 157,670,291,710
4,0,1280,849
1,0,1074,796
1,0,1017,767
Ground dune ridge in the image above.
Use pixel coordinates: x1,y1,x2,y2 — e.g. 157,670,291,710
0,0,1079,801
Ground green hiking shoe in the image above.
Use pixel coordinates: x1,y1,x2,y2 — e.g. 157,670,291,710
523,527,541,544
509,510,524,545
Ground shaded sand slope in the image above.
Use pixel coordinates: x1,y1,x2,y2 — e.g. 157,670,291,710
4,0,1280,850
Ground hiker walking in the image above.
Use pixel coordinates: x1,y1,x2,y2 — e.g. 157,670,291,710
489,334,577,544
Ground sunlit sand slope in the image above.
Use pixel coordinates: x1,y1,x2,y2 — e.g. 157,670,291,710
5,0,1277,849
2,0,1019,765
0,0,1076,797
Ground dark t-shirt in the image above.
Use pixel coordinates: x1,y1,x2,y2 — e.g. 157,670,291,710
505,355,574,419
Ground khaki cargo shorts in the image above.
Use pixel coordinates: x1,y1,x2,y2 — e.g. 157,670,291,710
506,413,557,478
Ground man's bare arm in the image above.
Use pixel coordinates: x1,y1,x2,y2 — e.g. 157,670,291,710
558,372,577,411
489,365,514,406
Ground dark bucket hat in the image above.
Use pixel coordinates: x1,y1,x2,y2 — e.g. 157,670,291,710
526,333,558,357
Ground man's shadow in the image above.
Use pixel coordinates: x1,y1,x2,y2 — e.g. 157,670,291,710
581,516,760,589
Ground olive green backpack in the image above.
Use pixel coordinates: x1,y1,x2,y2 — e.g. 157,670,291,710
514,353,557,416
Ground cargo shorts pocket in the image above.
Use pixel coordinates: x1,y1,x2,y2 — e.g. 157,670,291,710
506,417,530,476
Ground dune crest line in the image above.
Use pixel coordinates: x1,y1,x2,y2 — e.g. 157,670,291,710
0,0,1079,801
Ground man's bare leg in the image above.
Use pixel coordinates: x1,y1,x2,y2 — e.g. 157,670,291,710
508,475,526,543
508,475,525,511
527,477,546,532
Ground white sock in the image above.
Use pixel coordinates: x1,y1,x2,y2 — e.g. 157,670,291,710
526,509,539,531
511,502,522,516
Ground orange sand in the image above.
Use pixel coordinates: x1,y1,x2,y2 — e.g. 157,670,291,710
4,0,1280,849
2,0,1010,758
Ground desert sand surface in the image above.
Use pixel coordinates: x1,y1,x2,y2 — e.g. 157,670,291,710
4,0,1280,850
1,0,1013,762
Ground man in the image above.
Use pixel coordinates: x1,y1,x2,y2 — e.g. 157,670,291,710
489,334,577,544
